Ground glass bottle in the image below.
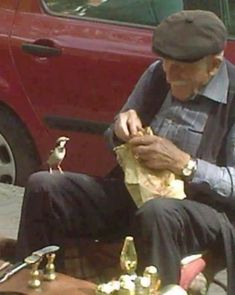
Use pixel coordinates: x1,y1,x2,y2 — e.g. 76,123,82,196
120,236,138,275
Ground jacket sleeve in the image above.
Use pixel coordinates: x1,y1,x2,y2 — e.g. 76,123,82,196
191,122,235,198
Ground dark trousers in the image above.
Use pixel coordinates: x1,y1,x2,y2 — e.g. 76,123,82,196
16,171,227,286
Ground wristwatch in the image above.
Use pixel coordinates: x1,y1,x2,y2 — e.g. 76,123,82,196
181,158,197,181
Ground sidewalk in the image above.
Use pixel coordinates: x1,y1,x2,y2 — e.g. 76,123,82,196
0,183,24,240
0,183,227,294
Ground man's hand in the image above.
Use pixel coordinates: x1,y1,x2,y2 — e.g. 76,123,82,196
129,135,190,175
114,109,143,142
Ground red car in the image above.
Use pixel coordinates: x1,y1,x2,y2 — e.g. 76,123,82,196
1,0,235,186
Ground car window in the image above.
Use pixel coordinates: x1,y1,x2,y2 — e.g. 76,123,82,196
42,0,235,36
42,0,184,26
184,0,235,36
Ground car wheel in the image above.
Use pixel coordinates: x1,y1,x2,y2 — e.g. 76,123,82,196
0,106,41,186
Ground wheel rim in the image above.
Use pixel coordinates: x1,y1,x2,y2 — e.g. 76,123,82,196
0,134,16,184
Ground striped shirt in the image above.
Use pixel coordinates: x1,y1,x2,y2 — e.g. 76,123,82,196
106,60,235,198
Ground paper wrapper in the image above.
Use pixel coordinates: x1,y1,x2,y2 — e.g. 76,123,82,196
114,127,186,208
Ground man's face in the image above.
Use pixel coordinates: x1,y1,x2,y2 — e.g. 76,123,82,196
162,56,219,101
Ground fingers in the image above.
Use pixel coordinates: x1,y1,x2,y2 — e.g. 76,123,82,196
128,118,143,137
114,110,143,141
129,135,163,161
117,118,131,141
132,144,152,159
129,134,160,146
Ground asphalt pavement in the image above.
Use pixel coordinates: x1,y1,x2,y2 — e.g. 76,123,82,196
0,183,227,294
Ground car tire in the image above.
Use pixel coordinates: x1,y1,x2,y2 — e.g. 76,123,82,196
0,106,41,186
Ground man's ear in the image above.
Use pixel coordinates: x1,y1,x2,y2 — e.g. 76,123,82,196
208,53,224,77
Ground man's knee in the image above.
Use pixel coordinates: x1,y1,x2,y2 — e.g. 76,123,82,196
135,198,184,231
26,171,93,202
27,171,78,191
27,171,53,192
138,198,180,217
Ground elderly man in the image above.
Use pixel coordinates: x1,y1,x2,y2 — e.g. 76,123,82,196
16,10,235,294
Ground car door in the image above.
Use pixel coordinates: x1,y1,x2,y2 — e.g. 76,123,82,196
10,0,165,176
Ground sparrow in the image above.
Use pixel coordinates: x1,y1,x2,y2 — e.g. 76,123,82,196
47,136,70,174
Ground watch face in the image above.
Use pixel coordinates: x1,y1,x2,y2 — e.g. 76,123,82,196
182,159,197,178
183,167,191,177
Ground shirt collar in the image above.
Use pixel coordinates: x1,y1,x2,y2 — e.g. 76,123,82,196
197,60,229,104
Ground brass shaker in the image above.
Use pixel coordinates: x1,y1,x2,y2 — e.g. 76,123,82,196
28,260,41,289
44,253,57,281
143,265,161,293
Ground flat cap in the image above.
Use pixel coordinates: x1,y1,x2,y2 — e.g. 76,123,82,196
152,10,227,62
